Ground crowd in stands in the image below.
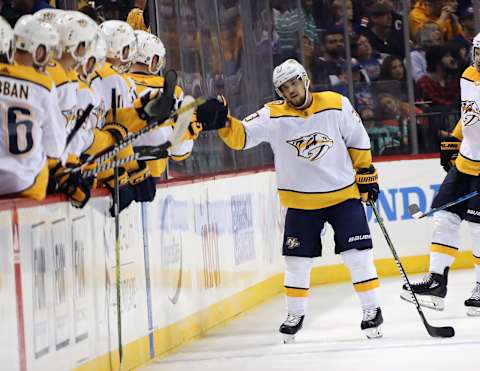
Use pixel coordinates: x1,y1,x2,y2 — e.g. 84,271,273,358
273,0,473,155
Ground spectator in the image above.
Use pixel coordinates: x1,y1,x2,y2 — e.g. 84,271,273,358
409,0,464,41
451,6,475,59
311,28,345,87
331,0,357,35
127,0,150,31
379,55,410,99
416,44,460,107
360,1,405,59
411,21,444,82
301,0,319,74
0,0,51,27
272,0,303,64
351,34,384,81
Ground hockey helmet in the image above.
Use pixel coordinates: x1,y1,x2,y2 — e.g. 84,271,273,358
272,59,310,107
0,16,14,64
134,30,166,75
99,20,137,65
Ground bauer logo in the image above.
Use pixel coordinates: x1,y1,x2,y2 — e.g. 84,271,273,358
347,234,371,243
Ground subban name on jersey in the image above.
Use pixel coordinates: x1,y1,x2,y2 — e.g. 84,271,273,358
0,80,29,100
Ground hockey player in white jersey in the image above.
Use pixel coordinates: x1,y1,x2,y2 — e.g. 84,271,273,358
195,59,383,341
402,33,480,316
0,16,66,201
128,30,194,180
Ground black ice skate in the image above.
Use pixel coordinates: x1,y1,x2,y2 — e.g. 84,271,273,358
400,267,449,311
361,307,383,339
279,313,304,344
465,282,480,317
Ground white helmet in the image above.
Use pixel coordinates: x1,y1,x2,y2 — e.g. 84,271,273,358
14,15,59,67
99,20,137,64
134,30,166,75
272,59,310,107
472,32,480,67
0,16,14,64
54,11,98,63
33,8,65,59
80,31,107,77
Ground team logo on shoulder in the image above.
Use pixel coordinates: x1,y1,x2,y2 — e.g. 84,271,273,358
287,132,333,161
462,100,480,127
285,237,300,250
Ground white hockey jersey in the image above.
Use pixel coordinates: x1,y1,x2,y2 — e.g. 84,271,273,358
127,72,193,177
219,91,372,209
457,66,480,175
91,62,136,122
0,63,65,198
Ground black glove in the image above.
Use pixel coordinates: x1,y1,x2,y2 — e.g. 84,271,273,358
440,137,461,172
196,95,228,130
356,165,379,203
54,155,92,208
128,161,156,203
104,167,136,217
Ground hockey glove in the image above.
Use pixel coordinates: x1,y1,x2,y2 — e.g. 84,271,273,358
440,137,461,172
103,167,136,217
54,155,92,208
356,165,379,203
196,95,228,131
128,161,156,203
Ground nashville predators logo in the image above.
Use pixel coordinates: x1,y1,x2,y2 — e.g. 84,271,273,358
287,132,333,161
62,108,76,130
462,100,480,127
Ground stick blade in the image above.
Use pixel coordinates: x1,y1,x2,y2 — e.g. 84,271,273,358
408,203,423,219
426,324,455,338
170,95,195,146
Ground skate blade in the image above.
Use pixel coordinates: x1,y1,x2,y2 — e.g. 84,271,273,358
466,307,480,317
364,326,382,339
400,289,445,311
283,334,296,344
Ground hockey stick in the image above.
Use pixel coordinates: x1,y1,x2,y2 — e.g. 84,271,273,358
69,96,205,176
81,95,197,179
369,201,455,338
111,89,124,368
409,190,478,219
66,104,94,147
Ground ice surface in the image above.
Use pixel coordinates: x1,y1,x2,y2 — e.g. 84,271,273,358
141,269,480,371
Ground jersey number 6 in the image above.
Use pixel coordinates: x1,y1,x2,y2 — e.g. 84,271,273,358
5,105,34,155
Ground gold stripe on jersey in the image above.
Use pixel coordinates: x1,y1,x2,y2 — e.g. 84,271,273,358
0,63,53,92
452,120,463,140
431,242,459,257
19,162,49,201
171,152,191,161
147,158,168,178
267,91,342,119
278,182,360,209
455,152,480,176
285,286,309,297
128,72,184,99
46,61,70,87
218,116,247,150
353,278,379,292
473,254,480,265
348,148,372,169
95,62,120,79
461,66,480,82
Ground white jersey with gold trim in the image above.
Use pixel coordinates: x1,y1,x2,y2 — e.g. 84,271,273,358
219,91,372,209
0,63,65,195
456,66,480,175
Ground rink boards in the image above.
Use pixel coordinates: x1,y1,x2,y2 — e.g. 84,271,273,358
0,158,475,371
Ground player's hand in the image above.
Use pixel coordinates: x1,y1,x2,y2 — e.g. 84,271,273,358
196,95,228,130
356,165,379,203
55,155,92,208
440,137,460,172
103,167,136,217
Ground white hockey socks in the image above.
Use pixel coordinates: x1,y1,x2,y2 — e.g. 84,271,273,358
341,249,380,310
430,211,461,274
284,256,313,315
467,221,480,283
